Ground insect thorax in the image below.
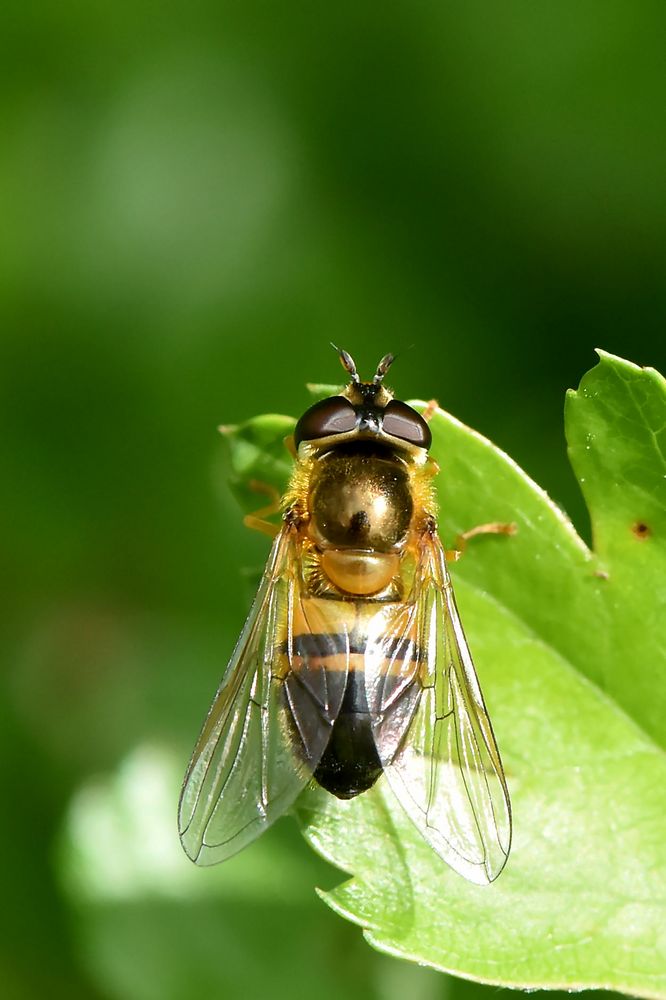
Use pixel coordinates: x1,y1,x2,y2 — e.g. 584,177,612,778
308,442,413,550
285,440,434,599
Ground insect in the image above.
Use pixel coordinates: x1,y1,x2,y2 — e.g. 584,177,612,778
179,349,512,884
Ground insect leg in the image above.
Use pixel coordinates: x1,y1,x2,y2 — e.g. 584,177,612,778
243,480,283,538
421,399,440,423
446,521,517,561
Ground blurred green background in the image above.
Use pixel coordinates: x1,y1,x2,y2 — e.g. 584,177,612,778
2,2,665,998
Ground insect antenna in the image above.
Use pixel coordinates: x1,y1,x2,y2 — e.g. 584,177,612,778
373,352,395,384
331,343,361,384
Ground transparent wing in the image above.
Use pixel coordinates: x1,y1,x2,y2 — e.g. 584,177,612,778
368,532,512,884
178,528,348,865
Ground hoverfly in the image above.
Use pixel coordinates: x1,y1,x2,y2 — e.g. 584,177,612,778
179,349,512,884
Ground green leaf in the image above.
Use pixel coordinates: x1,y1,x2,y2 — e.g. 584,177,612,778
218,413,295,520
565,350,666,746
219,352,666,998
59,745,448,1000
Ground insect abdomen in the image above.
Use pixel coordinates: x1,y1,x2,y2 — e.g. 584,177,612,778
313,669,383,799
283,599,422,800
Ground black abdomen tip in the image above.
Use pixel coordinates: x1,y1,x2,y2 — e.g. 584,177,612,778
313,711,383,799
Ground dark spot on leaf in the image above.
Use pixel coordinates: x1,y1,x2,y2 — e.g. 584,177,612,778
631,521,651,540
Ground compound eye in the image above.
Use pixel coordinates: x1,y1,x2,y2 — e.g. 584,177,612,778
382,400,432,449
294,396,357,447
